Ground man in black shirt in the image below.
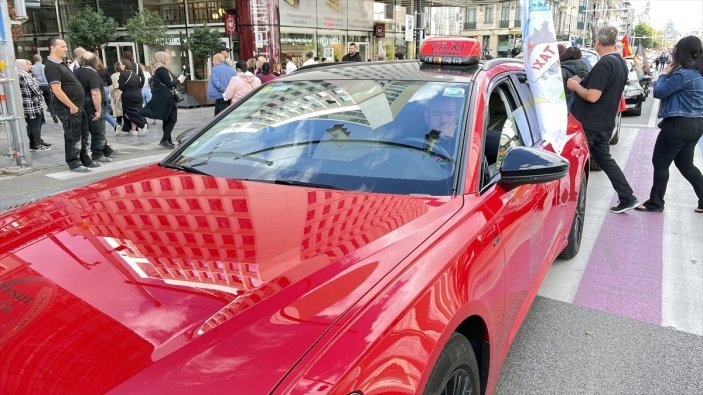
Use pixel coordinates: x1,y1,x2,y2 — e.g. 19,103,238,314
567,26,638,213
75,51,116,163
44,37,99,172
342,43,362,62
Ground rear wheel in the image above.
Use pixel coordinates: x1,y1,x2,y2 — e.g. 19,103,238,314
424,333,480,395
559,174,587,259
632,99,643,116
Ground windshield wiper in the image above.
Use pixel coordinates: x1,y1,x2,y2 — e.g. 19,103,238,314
187,151,274,167
160,162,209,175
245,178,348,191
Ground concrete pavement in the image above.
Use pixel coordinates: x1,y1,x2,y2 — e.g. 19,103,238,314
0,106,214,173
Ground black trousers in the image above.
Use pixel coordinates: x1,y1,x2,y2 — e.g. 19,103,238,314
214,98,230,115
55,106,92,169
25,116,42,149
161,102,178,143
645,117,703,209
84,99,113,160
585,128,636,204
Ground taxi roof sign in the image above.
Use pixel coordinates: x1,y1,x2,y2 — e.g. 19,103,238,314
419,37,482,66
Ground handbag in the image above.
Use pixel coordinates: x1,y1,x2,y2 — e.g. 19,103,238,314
155,71,184,102
172,88,184,102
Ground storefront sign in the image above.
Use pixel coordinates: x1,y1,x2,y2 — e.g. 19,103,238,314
279,0,317,27
405,15,414,41
348,0,373,31
223,14,237,35
317,0,347,30
374,23,385,38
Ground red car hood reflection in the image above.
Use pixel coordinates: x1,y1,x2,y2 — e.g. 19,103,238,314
0,165,459,394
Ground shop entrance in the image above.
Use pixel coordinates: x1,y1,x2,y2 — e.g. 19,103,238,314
350,42,369,62
102,42,137,70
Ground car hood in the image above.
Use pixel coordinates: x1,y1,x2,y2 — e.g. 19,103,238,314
0,165,461,394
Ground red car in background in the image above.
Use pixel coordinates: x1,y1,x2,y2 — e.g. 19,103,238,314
0,38,589,394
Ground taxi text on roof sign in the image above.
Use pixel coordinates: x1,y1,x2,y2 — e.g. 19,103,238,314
419,37,481,65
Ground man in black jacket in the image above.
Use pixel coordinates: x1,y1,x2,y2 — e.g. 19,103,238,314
342,43,362,62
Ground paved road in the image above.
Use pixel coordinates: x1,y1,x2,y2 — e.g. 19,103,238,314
1,95,701,393
496,95,703,394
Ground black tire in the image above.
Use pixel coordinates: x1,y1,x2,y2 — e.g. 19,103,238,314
610,112,621,145
424,333,480,395
559,174,587,259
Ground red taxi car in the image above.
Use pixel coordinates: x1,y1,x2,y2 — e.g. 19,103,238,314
0,38,589,394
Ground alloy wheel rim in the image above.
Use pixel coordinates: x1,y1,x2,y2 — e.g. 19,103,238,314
440,368,474,395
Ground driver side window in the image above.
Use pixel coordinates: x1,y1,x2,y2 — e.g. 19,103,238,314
481,83,525,188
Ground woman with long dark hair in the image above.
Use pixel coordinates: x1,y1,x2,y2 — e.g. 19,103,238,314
636,35,703,213
118,59,147,136
140,51,186,149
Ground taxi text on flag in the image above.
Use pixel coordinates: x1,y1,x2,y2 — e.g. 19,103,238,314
521,0,567,155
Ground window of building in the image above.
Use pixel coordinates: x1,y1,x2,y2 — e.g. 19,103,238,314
484,5,494,23
501,2,510,22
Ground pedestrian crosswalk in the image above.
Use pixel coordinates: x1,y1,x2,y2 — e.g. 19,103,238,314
540,124,703,336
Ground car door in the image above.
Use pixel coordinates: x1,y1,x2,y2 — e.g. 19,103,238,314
477,75,553,345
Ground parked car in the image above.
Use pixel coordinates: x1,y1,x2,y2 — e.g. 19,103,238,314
0,38,590,395
623,69,645,116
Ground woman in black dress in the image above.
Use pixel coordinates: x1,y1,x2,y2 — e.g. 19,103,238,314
140,51,186,148
118,59,147,136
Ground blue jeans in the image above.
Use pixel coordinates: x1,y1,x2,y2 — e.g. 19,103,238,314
102,86,117,127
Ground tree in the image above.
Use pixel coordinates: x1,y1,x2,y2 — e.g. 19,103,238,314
187,25,222,60
66,6,118,51
125,10,168,50
633,22,657,49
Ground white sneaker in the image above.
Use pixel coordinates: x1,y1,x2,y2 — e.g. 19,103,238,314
129,131,138,136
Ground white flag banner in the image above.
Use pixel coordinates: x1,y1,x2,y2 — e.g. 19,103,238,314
521,0,567,154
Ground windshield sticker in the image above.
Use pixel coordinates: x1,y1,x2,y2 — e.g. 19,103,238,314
269,84,290,92
442,87,465,97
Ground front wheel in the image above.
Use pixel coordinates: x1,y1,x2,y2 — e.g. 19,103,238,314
559,173,587,259
424,333,480,395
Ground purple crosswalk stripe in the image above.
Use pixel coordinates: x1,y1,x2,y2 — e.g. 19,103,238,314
573,128,663,325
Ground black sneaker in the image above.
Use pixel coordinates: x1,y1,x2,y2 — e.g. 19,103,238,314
159,141,175,149
610,200,639,214
40,140,52,147
85,162,102,168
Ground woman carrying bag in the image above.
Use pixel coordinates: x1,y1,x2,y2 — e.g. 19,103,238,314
140,51,186,149
118,59,147,136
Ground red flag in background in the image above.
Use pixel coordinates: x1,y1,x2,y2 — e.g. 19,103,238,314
622,34,632,57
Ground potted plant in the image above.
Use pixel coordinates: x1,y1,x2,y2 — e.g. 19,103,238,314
184,25,223,105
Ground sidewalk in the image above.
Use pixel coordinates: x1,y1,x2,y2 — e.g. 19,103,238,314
0,106,214,174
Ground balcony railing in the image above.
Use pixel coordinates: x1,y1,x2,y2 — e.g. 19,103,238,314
147,1,228,26
464,21,477,30
514,19,521,27
499,20,509,28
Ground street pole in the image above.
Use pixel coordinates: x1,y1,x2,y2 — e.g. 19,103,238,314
0,0,31,168
415,0,422,59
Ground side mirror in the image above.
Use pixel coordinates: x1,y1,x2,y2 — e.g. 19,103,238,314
498,146,569,189
176,128,199,146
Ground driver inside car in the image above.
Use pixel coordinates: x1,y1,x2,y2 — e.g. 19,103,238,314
423,95,460,158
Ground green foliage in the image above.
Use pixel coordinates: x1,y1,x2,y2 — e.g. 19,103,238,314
125,10,168,48
188,25,222,60
66,6,118,51
633,22,659,49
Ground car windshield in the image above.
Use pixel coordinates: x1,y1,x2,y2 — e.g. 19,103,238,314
170,80,470,196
